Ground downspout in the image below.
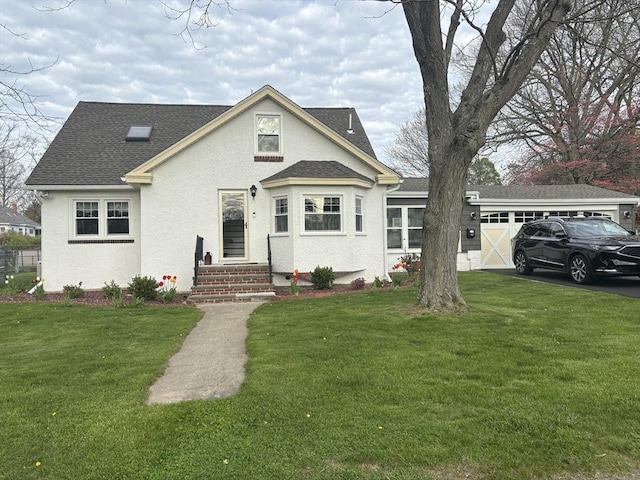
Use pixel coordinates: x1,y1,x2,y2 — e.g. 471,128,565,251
383,180,403,282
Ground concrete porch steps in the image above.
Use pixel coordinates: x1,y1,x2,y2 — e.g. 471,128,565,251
189,263,275,303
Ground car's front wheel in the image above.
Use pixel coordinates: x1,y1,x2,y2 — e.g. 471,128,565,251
514,250,533,275
569,254,593,284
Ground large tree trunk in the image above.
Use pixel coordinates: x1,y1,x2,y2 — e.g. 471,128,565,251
418,144,473,311
404,0,571,312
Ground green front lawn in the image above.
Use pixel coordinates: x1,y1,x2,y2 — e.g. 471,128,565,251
1,273,638,479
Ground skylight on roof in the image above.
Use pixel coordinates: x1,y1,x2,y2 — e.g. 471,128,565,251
126,125,153,142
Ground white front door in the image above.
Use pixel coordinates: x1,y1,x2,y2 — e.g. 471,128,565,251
219,190,248,260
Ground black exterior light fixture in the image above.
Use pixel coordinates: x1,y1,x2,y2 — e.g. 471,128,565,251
250,184,257,199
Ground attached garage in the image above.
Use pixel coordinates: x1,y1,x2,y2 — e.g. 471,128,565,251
470,185,640,269
388,181,640,272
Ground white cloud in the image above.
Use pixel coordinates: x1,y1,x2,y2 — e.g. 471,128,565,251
1,0,426,162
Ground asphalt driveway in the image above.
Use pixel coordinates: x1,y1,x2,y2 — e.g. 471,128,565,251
485,269,640,299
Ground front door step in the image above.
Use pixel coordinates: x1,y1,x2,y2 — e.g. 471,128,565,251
189,263,274,303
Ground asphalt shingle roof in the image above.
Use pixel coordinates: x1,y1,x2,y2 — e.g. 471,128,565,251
0,206,40,228
261,160,374,184
26,101,376,187
395,178,639,200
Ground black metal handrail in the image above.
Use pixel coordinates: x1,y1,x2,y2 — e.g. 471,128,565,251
267,234,273,284
194,235,203,286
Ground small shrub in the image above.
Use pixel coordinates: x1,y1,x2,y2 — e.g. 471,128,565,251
350,277,366,290
112,295,125,308
131,296,145,308
372,276,385,289
102,280,122,300
62,282,85,299
127,275,158,301
33,284,46,301
61,294,73,307
391,272,405,288
311,266,335,290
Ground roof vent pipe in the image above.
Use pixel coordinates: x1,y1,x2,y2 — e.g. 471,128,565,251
347,113,354,134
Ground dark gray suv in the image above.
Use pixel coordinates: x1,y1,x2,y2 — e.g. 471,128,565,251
511,217,640,284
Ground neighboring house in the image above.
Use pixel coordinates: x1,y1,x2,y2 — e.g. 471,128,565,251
0,205,41,237
390,179,639,271
25,85,400,292
25,85,639,293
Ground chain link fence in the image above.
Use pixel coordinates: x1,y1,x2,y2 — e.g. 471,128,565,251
0,247,41,274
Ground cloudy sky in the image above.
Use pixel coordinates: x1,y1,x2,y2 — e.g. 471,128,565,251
2,0,427,164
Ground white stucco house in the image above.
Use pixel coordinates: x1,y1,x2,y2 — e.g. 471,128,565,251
25,85,401,295
25,85,639,298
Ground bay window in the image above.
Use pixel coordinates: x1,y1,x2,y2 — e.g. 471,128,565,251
304,196,341,232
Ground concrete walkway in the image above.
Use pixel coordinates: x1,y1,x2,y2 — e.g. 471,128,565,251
146,301,264,405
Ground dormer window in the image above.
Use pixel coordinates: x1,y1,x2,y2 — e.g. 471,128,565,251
126,125,153,142
256,115,281,153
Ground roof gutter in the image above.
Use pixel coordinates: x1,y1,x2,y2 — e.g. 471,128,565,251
24,184,136,191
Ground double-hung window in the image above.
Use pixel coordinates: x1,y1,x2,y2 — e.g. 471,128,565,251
107,201,130,234
355,196,364,233
304,196,341,232
74,200,130,237
76,201,99,235
274,197,288,233
256,114,281,153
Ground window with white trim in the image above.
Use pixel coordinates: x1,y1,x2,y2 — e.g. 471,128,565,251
355,196,364,232
274,197,288,233
73,200,130,237
386,208,402,248
407,207,424,248
387,206,425,250
304,196,341,231
256,114,281,153
76,201,99,235
107,201,129,234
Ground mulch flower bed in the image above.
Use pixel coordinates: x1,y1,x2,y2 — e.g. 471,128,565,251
1,284,400,305
0,290,189,306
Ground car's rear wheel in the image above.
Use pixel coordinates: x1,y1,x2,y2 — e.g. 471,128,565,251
514,250,533,275
569,254,593,284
